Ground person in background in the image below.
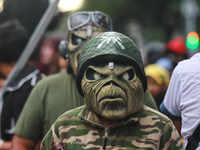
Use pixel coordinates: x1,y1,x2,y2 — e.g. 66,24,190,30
141,41,165,67
155,57,173,76
11,11,158,150
10,11,113,150
0,0,60,35
37,36,64,76
160,52,200,150
164,36,188,70
0,19,43,150
145,64,170,110
41,31,183,150
141,37,187,76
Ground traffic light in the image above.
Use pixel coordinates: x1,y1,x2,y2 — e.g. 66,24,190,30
186,31,199,50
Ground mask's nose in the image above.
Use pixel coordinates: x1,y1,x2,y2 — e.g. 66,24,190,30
103,75,121,88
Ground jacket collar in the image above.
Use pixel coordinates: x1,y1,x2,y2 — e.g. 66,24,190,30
77,106,142,128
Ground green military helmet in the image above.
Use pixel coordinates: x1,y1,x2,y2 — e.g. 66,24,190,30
76,31,147,97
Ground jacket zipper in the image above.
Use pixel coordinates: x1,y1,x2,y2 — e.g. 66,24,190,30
103,128,108,150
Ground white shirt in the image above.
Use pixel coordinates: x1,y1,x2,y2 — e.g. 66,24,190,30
160,53,200,149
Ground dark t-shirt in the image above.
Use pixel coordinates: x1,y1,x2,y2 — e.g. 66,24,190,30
0,65,42,140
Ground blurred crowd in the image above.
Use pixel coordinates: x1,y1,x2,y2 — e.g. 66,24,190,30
0,35,68,91
141,36,188,109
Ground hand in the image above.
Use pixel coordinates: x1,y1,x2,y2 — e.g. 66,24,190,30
0,139,11,150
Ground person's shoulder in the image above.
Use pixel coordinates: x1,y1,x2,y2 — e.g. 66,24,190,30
36,71,72,86
54,105,85,124
142,105,172,122
178,53,200,67
140,106,183,150
175,53,200,77
141,105,177,134
42,71,67,81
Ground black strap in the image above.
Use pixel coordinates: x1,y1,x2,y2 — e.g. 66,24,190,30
186,124,200,150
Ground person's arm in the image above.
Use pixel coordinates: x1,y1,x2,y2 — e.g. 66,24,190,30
40,117,63,150
13,82,44,147
172,120,182,136
159,65,182,120
10,135,38,150
0,140,11,150
159,120,184,150
40,129,54,150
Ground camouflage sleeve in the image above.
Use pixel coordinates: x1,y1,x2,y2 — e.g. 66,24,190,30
40,129,53,150
40,123,60,150
159,120,184,150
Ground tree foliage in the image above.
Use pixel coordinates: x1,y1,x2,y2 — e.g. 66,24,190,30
79,0,199,45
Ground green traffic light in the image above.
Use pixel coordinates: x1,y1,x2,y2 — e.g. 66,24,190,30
186,32,199,50
186,40,199,50
186,36,199,50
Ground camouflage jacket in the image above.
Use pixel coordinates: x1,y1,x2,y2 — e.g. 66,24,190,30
40,105,184,150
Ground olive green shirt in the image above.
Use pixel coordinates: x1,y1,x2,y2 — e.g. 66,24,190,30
14,71,85,140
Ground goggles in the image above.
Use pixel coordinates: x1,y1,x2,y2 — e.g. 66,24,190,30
67,11,113,31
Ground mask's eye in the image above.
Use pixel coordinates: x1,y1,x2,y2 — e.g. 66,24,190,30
86,68,102,80
119,69,134,81
93,72,101,80
122,72,129,80
72,34,86,45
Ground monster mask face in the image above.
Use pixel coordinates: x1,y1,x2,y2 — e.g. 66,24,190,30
81,63,144,119
76,31,147,119
67,25,104,76
65,11,112,76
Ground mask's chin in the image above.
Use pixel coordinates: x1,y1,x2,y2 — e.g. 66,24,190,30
97,98,127,119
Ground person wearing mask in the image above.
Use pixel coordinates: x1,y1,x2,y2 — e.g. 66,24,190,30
11,11,158,150
41,31,183,150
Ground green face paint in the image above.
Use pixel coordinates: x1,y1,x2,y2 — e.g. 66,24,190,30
81,64,144,119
